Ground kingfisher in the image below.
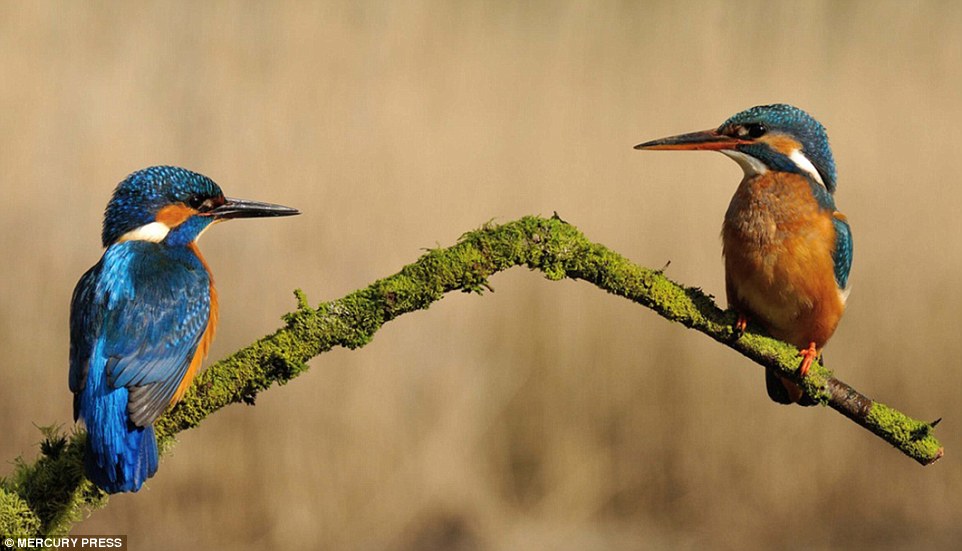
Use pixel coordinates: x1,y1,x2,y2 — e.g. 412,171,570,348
69,166,299,493
634,104,853,405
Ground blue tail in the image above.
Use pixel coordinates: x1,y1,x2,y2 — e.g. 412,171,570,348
84,421,158,493
81,376,159,493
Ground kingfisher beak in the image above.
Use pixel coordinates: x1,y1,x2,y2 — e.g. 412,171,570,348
634,129,750,151
210,197,300,220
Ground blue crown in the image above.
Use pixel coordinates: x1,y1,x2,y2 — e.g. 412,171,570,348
102,166,222,246
722,104,837,192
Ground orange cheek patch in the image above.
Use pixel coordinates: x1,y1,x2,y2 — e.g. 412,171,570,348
762,134,803,156
156,203,198,227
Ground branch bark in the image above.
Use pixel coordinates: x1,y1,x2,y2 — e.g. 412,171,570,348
0,215,943,537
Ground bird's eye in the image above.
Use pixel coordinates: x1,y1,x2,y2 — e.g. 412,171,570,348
187,195,224,213
745,123,767,139
187,195,208,211
187,194,226,214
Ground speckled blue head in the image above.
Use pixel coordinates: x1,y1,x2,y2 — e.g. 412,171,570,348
720,104,837,192
102,166,224,247
636,104,838,193
101,165,300,248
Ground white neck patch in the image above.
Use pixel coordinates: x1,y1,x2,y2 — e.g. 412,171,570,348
789,149,826,188
721,150,769,178
116,221,171,243
722,148,827,188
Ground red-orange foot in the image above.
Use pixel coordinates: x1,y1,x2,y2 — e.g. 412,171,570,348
734,314,748,336
798,342,818,377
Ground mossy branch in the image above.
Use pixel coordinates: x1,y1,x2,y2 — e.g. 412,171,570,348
0,215,943,538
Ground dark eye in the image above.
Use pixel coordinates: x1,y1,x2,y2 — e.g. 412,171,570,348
186,194,226,213
187,195,208,211
187,195,225,213
745,123,767,138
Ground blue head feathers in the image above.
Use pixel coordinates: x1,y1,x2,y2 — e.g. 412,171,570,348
721,104,838,193
102,166,224,247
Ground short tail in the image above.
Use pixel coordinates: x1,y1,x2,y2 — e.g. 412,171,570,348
765,368,816,407
84,422,159,493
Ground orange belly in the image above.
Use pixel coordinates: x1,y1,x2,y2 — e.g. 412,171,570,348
722,173,845,350
724,238,844,349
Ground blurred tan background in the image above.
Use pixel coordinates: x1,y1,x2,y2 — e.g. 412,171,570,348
1,1,961,549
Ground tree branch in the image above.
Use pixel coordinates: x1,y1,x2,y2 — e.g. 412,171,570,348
0,215,943,537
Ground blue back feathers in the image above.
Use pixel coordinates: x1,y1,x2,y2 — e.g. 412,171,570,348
832,216,853,289
102,166,223,246
721,104,838,193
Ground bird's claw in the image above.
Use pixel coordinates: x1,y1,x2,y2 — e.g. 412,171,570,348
798,342,818,377
734,314,748,337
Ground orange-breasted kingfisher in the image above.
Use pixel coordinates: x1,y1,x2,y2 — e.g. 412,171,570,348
634,104,853,405
69,166,299,493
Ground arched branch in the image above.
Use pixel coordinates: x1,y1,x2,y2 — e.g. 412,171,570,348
0,215,943,537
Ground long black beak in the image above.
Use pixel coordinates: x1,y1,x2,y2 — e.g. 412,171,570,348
634,129,751,151
210,197,300,220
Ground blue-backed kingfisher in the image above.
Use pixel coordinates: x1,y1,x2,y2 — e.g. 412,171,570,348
69,166,299,493
635,104,853,405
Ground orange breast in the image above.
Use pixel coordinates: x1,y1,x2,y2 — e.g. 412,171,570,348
171,242,219,405
722,172,845,349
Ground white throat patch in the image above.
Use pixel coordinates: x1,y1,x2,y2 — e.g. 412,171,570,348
723,148,826,189
116,221,171,243
721,150,768,177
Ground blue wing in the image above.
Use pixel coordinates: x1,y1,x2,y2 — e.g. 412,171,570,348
832,213,853,290
70,241,211,427
70,266,101,420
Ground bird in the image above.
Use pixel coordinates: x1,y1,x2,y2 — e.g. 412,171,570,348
69,166,299,493
634,104,852,405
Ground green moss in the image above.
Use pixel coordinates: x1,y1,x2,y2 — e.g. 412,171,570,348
0,487,42,536
2,215,943,536
866,403,944,464
0,427,106,537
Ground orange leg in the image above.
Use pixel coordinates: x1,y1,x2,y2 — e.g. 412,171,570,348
798,342,818,377
734,313,748,336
